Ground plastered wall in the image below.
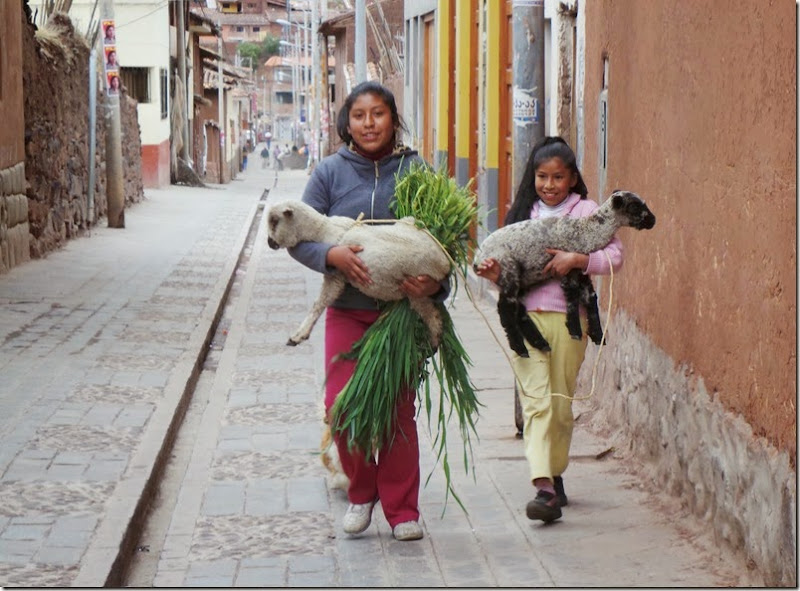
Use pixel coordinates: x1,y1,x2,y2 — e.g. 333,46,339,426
577,0,796,585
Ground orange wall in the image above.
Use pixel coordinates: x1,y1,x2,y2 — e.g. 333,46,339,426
581,0,796,461
141,139,171,188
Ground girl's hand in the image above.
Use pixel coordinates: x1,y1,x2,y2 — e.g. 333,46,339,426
327,245,372,286
543,249,589,278
475,257,501,284
400,274,441,298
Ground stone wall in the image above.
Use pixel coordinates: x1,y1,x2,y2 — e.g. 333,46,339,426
0,164,30,272
579,312,796,586
18,9,144,264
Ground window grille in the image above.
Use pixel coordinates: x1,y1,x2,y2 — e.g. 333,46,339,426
120,67,150,103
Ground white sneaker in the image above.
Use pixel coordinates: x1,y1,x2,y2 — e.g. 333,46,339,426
342,501,376,534
392,520,423,541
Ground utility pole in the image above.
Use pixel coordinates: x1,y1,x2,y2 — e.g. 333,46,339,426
512,0,545,195
311,0,319,167
176,0,189,161
102,0,124,228
218,21,225,182
354,0,366,84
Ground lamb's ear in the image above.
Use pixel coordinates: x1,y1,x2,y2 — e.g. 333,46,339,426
611,192,625,210
282,207,294,219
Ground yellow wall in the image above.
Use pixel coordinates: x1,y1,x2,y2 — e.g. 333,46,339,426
435,0,450,154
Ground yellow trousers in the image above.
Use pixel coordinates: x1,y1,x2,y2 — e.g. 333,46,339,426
511,311,587,484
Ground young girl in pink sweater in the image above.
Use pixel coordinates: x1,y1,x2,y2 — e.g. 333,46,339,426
476,136,623,522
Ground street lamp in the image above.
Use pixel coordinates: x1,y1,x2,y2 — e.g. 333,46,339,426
279,39,301,144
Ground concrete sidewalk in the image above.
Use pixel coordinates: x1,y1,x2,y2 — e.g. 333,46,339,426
0,159,759,587
0,161,288,586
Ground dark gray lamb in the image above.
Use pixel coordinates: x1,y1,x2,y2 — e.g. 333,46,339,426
473,190,656,357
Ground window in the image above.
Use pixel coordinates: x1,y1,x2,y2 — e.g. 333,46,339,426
275,91,293,105
252,26,261,33
120,67,150,102
160,68,168,119
236,26,244,32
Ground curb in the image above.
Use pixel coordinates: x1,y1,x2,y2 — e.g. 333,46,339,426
72,194,265,587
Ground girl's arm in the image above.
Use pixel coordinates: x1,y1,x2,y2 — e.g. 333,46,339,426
584,235,623,276
543,236,623,278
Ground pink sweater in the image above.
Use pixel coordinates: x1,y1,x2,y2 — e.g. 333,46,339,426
522,193,624,314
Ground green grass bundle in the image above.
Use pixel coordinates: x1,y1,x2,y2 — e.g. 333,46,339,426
330,163,481,512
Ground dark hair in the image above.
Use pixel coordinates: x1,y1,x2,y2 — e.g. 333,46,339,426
504,136,589,225
336,81,406,146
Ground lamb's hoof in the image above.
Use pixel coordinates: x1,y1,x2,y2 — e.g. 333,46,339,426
589,333,606,346
286,338,300,347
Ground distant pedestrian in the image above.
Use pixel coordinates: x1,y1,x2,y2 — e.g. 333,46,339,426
260,146,269,168
242,151,248,171
265,131,272,150
476,136,624,523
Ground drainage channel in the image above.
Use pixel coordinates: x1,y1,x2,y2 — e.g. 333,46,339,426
122,190,268,586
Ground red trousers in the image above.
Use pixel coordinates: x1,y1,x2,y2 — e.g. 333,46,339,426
324,307,420,527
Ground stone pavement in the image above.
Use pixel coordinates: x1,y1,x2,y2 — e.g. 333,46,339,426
0,156,760,587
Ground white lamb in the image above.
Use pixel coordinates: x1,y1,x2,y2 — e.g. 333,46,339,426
473,190,656,357
266,200,451,346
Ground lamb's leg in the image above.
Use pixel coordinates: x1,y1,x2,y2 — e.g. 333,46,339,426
497,296,531,357
561,271,584,341
288,275,346,346
561,271,604,345
582,279,605,345
408,297,442,348
516,301,551,352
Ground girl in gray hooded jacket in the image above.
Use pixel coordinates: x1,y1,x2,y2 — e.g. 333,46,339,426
289,81,448,542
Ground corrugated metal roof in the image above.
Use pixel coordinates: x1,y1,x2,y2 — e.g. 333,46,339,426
263,54,335,67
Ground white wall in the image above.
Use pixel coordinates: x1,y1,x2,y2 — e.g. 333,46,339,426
31,0,171,147
115,1,171,146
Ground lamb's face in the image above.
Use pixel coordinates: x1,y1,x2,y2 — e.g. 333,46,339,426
266,204,301,249
609,191,656,230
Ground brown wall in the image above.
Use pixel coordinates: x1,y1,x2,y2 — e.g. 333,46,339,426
580,0,796,462
0,1,25,169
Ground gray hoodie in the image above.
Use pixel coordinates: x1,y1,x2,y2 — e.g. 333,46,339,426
288,145,450,310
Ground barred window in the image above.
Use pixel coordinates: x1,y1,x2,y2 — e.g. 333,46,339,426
120,66,150,103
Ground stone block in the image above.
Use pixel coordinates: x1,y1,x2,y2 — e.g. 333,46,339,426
286,478,329,513
202,482,246,516
0,539,41,563
235,566,285,587
34,545,85,566
11,162,26,195
1,524,50,541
